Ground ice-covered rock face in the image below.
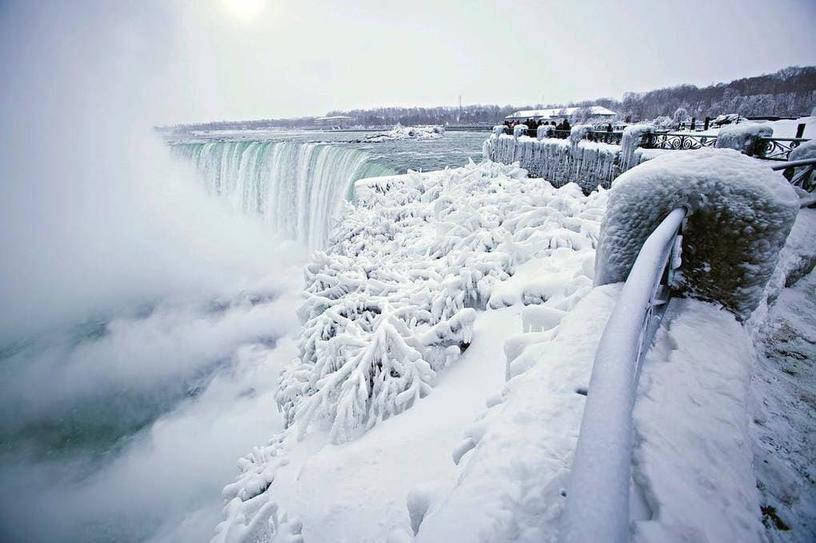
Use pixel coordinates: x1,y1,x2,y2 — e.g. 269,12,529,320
715,123,773,155
595,149,799,320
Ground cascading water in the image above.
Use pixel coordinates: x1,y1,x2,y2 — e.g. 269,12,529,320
173,141,395,248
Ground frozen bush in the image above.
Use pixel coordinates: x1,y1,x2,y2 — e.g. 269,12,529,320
595,149,799,320
279,160,603,442
652,115,674,128
513,124,528,138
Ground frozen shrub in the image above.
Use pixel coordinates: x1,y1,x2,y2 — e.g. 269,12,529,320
278,160,604,442
595,149,799,320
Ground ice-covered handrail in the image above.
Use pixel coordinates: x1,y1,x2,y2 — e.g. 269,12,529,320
770,157,816,207
561,207,686,543
769,157,816,171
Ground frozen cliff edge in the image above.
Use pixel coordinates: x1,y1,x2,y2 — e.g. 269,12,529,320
213,160,606,541
214,153,814,542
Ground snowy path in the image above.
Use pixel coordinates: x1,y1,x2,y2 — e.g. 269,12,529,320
263,307,522,542
632,299,764,543
751,270,816,542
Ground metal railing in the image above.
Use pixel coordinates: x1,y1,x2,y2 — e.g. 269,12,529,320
501,128,810,162
561,158,814,543
561,208,686,543
645,132,718,151
756,137,810,161
771,157,816,202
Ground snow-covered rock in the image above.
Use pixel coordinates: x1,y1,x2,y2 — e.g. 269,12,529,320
715,123,773,155
595,149,799,320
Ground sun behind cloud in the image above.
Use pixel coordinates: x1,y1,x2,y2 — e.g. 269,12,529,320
221,0,266,22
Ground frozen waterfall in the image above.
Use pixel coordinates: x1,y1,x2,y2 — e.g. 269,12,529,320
173,141,394,248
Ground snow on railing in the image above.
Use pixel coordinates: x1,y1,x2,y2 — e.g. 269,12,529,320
561,208,686,543
770,157,816,207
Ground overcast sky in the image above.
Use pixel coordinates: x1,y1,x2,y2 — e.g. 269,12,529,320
3,0,816,124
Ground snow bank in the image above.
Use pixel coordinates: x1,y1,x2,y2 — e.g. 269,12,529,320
414,285,621,543
750,270,816,543
788,137,816,162
595,149,799,320
715,123,773,155
483,134,621,192
632,299,764,542
763,115,814,139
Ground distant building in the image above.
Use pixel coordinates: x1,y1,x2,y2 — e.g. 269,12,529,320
506,106,617,121
315,115,354,128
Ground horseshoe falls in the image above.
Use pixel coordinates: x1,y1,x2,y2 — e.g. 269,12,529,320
173,141,395,248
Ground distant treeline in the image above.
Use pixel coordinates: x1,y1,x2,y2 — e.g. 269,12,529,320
165,66,816,131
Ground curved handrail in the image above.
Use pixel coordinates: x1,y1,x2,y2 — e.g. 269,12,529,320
561,208,686,543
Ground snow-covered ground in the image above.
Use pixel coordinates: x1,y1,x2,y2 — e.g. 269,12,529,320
215,156,815,543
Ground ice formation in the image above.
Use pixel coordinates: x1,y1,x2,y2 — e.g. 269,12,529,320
216,161,606,541
361,125,445,143
277,160,606,443
619,124,655,171
595,149,799,320
215,149,814,543
483,134,622,192
414,285,621,543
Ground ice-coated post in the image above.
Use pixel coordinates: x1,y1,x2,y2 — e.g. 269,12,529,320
796,123,805,138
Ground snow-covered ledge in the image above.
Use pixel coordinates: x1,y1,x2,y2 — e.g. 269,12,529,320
595,149,799,320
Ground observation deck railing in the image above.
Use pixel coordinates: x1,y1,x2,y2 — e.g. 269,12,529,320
561,157,815,542
561,208,685,543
